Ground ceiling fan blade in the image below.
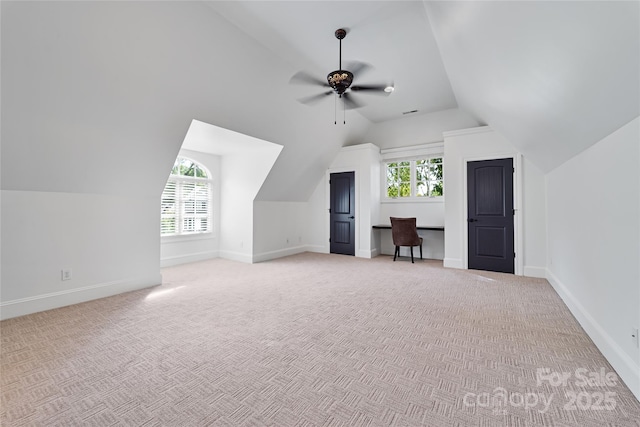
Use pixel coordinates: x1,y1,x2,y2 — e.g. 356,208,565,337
345,61,372,78
350,83,390,94
341,92,364,110
297,91,333,106
289,71,328,87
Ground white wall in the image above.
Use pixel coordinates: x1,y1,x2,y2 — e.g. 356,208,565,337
219,144,282,263
363,108,479,150
253,201,309,262
0,191,161,319
443,126,547,277
160,149,221,267
546,117,640,399
305,179,329,253
522,159,547,278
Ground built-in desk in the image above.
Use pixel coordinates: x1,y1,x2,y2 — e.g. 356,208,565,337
372,224,444,231
373,224,445,259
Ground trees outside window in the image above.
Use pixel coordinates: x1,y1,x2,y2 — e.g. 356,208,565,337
385,157,443,199
415,158,443,197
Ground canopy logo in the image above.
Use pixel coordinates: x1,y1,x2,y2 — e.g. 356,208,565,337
462,367,619,414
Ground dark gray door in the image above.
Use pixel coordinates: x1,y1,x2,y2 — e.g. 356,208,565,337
467,158,515,273
330,171,355,256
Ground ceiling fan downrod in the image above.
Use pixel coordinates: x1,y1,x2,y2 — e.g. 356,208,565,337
336,28,346,70
327,29,353,97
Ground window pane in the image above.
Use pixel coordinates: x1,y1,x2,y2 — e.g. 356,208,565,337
416,164,429,181
195,167,207,178
416,181,429,197
183,218,195,232
161,217,176,235
432,181,444,196
399,165,410,182
433,163,443,180
399,182,411,197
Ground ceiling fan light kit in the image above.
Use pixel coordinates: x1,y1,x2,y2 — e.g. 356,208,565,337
327,71,353,95
290,28,392,124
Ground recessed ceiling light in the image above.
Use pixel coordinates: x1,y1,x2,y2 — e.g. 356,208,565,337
384,86,395,93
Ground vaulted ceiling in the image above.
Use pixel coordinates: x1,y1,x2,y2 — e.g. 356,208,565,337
2,1,638,203
209,0,639,175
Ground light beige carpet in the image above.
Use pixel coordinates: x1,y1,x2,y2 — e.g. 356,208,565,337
1,253,639,426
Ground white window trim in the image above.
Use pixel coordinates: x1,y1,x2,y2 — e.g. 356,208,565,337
161,158,213,237
381,142,444,203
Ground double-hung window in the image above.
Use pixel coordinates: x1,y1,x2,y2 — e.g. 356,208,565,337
384,156,443,200
161,157,212,236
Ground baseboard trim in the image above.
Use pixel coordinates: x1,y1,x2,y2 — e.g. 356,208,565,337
546,268,640,401
252,246,308,263
443,258,463,269
306,245,328,254
0,274,161,320
523,265,547,278
358,249,378,259
161,251,219,267
218,250,253,264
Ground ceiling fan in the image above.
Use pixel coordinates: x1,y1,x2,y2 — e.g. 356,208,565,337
289,28,393,123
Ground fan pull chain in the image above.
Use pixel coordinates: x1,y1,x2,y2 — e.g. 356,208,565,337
334,96,337,125
343,97,346,124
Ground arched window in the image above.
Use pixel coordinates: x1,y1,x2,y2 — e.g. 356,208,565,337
161,157,212,236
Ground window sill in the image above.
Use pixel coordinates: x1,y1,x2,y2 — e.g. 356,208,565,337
161,232,215,243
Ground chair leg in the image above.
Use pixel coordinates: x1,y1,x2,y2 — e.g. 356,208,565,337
410,247,414,263
420,243,423,259
393,246,398,261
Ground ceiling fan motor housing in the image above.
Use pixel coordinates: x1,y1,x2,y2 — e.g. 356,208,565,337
327,70,353,95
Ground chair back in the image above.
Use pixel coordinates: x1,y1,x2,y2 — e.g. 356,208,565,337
390,217,421,246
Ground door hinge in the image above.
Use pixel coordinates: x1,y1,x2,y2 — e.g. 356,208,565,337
514,252,516,258
513,209,516,215
329,238,331,243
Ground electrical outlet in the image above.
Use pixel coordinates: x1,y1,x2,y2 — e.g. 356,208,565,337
632,327,639,348
61,269,72,281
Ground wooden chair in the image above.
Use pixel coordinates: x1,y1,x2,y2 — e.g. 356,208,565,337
390,217,423,263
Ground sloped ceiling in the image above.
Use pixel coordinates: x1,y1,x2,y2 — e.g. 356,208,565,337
208,1,458,123
2,1,638,205
425,1,640,172
209,0,640,173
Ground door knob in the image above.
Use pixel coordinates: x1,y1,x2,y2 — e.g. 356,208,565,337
468,218,477,222
349,216,355,219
